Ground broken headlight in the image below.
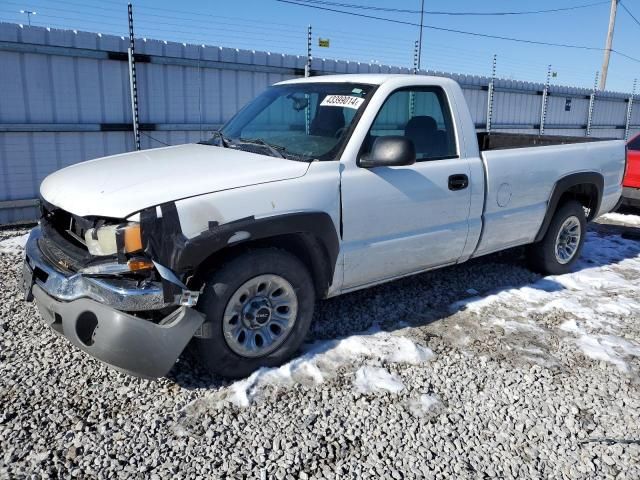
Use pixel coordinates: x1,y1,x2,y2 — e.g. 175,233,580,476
84,223,142,256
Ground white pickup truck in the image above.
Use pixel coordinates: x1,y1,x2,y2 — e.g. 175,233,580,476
23,74,625,379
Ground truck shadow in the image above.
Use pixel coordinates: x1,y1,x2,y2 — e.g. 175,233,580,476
168,222,640,389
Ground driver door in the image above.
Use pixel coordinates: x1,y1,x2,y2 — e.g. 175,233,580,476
340,87,472,290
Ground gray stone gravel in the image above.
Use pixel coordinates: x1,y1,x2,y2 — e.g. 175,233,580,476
1,223,640,479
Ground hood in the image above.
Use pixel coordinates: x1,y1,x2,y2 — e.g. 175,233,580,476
40,144,310,218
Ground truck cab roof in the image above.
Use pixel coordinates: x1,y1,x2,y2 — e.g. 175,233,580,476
276,73,455,87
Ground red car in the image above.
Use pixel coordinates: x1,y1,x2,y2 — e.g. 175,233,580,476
622,133,640,207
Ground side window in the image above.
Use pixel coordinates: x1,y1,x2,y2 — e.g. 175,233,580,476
629,135,640,151
365,87,457,161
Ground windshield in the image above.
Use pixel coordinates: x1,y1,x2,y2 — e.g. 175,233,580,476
210,82,374,161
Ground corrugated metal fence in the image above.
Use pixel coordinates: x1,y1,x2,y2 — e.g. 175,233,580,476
1,22,639,224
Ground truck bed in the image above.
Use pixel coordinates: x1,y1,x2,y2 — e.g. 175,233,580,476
474,136,625,257
477,132,609,151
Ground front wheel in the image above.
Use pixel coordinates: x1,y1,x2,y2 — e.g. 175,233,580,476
527,199,586,275
195,249,315,378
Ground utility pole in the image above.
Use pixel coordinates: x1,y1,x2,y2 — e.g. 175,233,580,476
600,0,619,91
19,9,36,26
417,0,424,70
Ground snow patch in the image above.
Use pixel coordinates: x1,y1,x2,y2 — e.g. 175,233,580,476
0,233,29,254
385,336,435,363
353,366,405,394
599,212,640,227
451,232,640,372
489,318,544,333
191,328,434,408
576,334,640,373
406,394,441,417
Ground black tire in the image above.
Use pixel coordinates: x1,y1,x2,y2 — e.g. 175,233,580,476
195,248,315,379
527,200,586,275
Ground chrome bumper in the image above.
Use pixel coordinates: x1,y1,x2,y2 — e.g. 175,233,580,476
24,227,166,311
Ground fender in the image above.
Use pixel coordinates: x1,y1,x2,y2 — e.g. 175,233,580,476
534,171,604,242
140,203,340,288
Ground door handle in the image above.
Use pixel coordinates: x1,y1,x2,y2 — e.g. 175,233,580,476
448,174,469,191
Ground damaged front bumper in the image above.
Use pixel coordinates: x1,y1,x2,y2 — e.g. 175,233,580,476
23,227,205,378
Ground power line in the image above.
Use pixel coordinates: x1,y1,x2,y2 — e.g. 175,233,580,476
276,0,640,63
135,12,304,37
124,0,303,29
290,0,610,16
277,1,599,50
620,1,640,28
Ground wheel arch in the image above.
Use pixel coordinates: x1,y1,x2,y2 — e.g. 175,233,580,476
193,230,337,298
534,172,604,243
140,207,340,298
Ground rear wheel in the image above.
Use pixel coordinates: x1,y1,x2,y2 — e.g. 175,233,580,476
195,249,315,378
527,200,586,275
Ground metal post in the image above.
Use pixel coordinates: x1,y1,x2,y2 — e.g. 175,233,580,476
539,64,551,135
417,0,425,70
586,71,599,136
486,54,497,134
408,42,418,117
127,48,140,151
127,3,141,151
600,0,619,91
198,52,203,141
305,25,312,78
304,25,312,135
20,10,36,26
625,78,637,140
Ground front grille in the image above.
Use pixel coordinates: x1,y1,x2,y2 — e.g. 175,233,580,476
38,236,86,273
40,200,95,250
39,201,118,272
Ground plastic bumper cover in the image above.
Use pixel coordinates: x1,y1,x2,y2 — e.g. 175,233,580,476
31,284,204,378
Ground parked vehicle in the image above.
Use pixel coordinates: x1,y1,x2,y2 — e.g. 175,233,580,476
621,133,640,207
22,74,625,379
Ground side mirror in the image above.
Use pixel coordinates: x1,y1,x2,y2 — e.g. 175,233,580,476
359,136,416,168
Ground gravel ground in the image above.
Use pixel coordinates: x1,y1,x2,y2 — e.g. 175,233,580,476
1,218,640,479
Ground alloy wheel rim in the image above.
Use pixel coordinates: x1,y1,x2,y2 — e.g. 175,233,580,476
222,274,298,358
554,216,581,265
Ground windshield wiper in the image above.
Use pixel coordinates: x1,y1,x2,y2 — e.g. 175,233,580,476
201,130,231,148
238,138,287,159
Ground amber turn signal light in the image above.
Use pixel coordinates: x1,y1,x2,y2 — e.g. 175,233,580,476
127,259,154,271
123,224,143,253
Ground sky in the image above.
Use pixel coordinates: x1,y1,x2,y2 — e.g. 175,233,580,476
1,0,639,93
